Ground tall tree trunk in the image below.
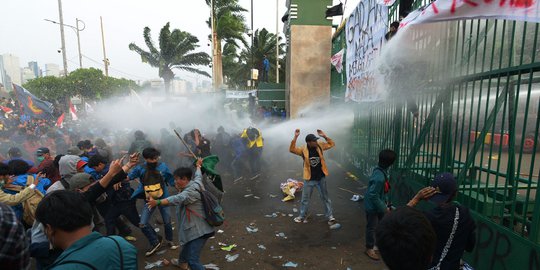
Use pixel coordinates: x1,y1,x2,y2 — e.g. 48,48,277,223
215,38,224,90
164,77,171,95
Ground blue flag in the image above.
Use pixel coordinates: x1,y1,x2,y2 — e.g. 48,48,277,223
13,84,54,120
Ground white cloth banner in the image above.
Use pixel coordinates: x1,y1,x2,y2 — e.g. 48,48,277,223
226,90,257,99
331,49,345,74
400,0,540,28
345,0,389,102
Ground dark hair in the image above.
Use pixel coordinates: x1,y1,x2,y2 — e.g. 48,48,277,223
173,167,193,180
8,159,30,176
142,147,161,159
378,149,397,169
76,140,85,150
35,190,93,232
82,140,93,149
390,21,400,28
0,162,10,176
376,207,436,270
88,155,108,168
54,154,64,169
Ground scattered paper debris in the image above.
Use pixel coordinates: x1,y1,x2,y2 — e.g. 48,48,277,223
292,208,298,213
254,196,260,199
257,244,266,250
244,194,253,198
217,229,224,234
221,244,237,251
154,228,160,233
331,247,337,250
272,256,283,259
246,225,259,233
144,260,163,269
283,261,298,268
265,213,278,218
225,254,239,262
269,194,278,198
204,263,220,270
288,214,293,217
276,232,287,239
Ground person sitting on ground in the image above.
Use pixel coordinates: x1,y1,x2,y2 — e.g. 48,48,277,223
364,149,397,260
0,163,45,206
376,206,437,270
147,158,214,270
35,190,138,269
407,172,476,270
0,202,31,270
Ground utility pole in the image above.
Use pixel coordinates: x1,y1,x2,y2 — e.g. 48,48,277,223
100,16,109,77
76,18,83,68
57,0,68,76
276,0,279,84
251,0,254,79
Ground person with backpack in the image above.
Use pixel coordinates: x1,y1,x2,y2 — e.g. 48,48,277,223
364,149,397,261
0,162,46,207
147,158,216,270
128,147,178,256
128,130,152,155
289,129,337,227
35,190,138,269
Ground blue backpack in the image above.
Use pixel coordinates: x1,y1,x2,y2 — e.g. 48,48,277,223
189,183,225,227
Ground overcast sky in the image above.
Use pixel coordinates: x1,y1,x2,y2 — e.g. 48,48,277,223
0,0,360,83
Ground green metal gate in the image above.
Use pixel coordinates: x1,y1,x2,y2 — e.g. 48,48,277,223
332,1,540,269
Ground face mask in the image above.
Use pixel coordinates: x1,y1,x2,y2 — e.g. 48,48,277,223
37,156,45,163
147,162,158,170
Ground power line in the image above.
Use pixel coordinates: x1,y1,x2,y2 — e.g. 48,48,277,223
80,54,147,80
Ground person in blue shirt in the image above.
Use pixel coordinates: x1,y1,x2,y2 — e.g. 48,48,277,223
84,155,107,180
262,55,270,82
364,149,397,261
35,190,138,269
128,147,177,256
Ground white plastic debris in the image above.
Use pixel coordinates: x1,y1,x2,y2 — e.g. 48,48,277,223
276,232,287,239
257,244,266,250
244,194,253,197
144,260,164,269
329,223,342,230
154,228,160,233
292,208,298,213
217,229,224,234
265,213,278,218
283,261,298,267
225,254,239,262
246,225,258,233
204,263,220,270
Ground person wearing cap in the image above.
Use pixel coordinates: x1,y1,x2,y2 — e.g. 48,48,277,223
364,149,397,260
3,147,34,167
31,156,140,269
289,129,336,226
407,172,476,270
36,147,60,183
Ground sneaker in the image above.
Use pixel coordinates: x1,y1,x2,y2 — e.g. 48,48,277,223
328,217,337,226
293,216,308,223
124,235,137,242
167,241,180,250
145,236,163,257
365,249,380,260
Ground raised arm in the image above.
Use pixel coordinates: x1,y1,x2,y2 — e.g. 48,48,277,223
317,130,335,150
289,129,303,156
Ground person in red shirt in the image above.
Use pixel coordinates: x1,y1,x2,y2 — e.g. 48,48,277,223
36,147,60,183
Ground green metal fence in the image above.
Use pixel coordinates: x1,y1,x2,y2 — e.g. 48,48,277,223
332,1,540,268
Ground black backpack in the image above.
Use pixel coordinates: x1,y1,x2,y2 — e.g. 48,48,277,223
142,168,164,200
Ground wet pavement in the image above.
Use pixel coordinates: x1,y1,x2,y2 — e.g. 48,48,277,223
129,156,388,270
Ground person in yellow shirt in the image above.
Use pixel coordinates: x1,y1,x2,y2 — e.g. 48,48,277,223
0,163,44,206
241,127,263,179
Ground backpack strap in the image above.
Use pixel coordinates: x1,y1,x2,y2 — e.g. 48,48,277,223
429,207,460,270
106,236,124,270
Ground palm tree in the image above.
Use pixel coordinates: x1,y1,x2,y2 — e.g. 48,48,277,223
237,28,286,86
129,23,211,94
205,0,247,88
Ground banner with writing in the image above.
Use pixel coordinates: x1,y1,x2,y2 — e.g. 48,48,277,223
345,0,389,102
225,90,257,99
400,0,540,28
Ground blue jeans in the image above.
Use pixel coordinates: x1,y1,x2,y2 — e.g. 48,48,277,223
140,201,173,244
365,212,385,249
179,235,210,270
298,177,334,219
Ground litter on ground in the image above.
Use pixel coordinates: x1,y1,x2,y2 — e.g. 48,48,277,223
221,244,237,251
283,261,299,268
225,254,239,262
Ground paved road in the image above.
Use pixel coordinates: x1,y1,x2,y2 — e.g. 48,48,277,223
126,156,389,270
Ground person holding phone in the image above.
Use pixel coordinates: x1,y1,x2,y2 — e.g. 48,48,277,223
289,129,337,228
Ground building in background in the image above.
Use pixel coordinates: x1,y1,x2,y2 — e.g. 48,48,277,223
0,56,7,91
45,63,60,77
171,78,188,95
22,67,36,84
28,61,40,78
1,54,22,89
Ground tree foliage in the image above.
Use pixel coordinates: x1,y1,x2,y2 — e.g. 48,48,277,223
23,68,139,103
129,23,211,94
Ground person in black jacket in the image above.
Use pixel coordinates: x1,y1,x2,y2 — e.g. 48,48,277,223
407,172,476,270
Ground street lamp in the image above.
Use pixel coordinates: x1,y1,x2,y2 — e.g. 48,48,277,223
44,18,86,69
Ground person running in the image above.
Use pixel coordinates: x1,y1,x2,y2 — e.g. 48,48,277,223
289,129,337,227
